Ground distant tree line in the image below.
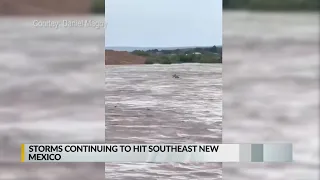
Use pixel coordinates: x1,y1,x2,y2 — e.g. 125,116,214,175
91,0,319,14
223,0,319,11
134,46,222,55
92,0,104,13
131,46,222,64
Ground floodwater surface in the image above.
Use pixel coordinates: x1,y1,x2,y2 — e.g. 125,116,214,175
105,64,222,179
223,12,319,180
0,16,105,180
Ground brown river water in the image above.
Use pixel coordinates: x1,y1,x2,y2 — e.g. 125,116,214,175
0,16,105,179
223,11,319,180
105,64,222,179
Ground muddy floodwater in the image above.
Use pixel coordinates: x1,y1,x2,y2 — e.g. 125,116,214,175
223,12,319,180
0,16,105,180
105,64,222,179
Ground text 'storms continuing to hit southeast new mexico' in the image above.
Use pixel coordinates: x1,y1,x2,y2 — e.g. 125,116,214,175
25,144,220,161
28,144,220,153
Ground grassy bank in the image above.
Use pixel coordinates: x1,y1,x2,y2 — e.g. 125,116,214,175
223,0,319,11
131,47,222,64
91,0,104,14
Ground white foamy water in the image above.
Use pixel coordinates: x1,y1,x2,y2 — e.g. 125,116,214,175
105,64,222,179
0,16,105,179
223,12,319,180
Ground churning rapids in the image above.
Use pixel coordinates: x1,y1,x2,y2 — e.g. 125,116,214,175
105,64,222,179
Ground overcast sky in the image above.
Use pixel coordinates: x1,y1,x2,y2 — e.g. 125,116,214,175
105,0,222,47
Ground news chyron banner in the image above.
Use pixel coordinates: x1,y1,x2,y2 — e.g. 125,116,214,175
20,144,293,163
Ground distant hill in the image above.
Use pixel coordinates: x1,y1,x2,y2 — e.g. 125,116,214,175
0,0,92,15
105,50,146,65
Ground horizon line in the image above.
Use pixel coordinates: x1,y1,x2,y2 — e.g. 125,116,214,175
105,45,222,48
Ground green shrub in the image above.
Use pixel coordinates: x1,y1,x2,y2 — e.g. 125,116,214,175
145,58,155,64
199,55,221,63
132,50,150,57
179,55,195,63
224,0,319,11
168,55,181,63
160,58,172,64
92,0,104,14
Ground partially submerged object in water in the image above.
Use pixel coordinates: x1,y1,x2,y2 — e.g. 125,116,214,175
172,74,179,78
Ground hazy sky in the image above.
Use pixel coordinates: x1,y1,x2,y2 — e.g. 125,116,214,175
105,0,222,47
